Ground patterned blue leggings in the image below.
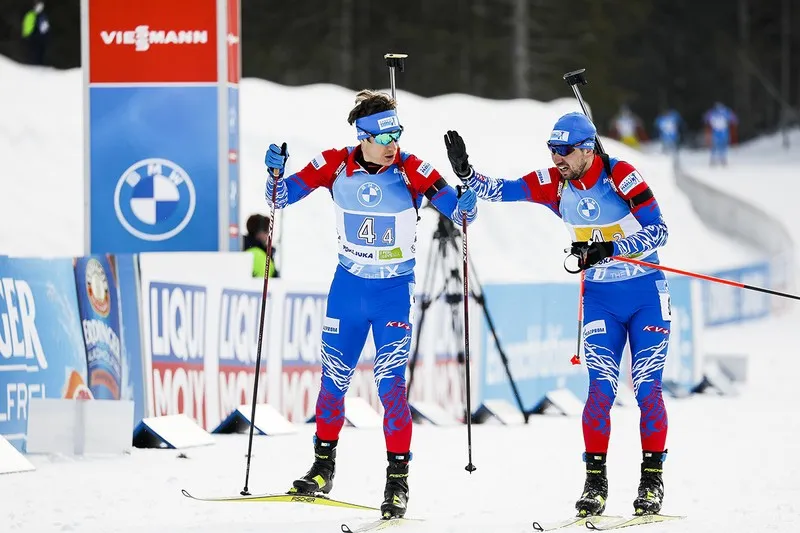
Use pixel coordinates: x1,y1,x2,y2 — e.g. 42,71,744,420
315,266,414,453
581,273,671,453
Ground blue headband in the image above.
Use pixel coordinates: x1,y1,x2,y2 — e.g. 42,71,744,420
355,110,401,140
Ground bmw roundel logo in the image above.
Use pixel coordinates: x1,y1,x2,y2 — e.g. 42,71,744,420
577,197,601,221
357,182,382,208
114,158,196,241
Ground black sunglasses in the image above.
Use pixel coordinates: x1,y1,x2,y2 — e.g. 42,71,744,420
547,138,591,156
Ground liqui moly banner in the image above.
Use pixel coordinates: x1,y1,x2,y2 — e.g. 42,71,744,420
148,280,209,428
278,291,379,423
137,252,475,428
82,0,241,254
138,252,270,431
217,288,268,421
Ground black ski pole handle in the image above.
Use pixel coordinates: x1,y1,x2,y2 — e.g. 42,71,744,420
384,53,407,71
563,69,588,87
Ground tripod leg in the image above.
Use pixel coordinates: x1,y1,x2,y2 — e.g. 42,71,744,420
406,245,441,400
463,250,529,423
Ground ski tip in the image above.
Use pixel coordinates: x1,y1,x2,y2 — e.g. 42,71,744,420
341,525,352,533
180,489,192,498
532,521,544,531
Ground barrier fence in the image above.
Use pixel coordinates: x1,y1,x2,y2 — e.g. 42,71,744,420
0,252,768,451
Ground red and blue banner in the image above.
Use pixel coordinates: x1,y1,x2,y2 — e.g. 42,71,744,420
74,255,123,400
83,0,240,254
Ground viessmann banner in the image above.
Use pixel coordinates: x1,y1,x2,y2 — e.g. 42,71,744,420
82,0,241,254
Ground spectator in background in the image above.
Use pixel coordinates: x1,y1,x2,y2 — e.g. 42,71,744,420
243,214,278,278
609,104,647,149
21,2,50,66
654,108,683,154
703,102,739,166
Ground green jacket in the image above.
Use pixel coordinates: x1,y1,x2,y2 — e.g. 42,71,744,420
22,11,36,38
246,247,276,278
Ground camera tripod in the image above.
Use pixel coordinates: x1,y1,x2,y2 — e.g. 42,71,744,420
406,213,528,422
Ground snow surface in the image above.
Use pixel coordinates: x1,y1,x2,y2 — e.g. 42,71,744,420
5,305,800,533
3,57,800,532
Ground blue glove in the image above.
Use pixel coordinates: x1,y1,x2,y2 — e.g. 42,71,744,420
265,143,288,175
457,187,477,213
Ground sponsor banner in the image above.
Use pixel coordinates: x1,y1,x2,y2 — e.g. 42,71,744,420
0,258,92,451
139,252,266,430
479,277,704,410
137,252,459,426
73,256,123,400
479,283,586,411
130,253,698,424
660,277,703,390
703,263,770,326
87,0,218,84
278,290,378,422
89,86,220,253
148,280,208,428
279,291,328,423
84,0,239,254
217,288,267,422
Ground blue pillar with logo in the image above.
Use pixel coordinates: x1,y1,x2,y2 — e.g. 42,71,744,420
81,0,241,253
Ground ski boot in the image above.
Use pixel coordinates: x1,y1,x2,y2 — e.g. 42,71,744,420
575,452,608,517
381,452,410,519
633,450,666,515
289,436,337,495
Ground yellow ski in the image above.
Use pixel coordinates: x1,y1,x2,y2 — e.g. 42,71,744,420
585,514,686,530
180,489,380,511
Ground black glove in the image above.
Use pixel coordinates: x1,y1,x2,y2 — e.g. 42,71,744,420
570,241,615,270
444,130,472,179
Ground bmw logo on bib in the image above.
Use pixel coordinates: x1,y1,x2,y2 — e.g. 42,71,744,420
577,197,601,222
114,158,196,241
357,182,383,208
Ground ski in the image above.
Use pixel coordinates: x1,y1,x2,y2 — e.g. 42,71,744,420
180,489,380,511
532,515,625,531
585,514,686,530
341,517,421,533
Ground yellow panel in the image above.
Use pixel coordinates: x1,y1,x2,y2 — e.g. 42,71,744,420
573,224,625,243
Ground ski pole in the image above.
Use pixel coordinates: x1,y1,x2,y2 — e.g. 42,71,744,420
241,142,287,496
458,185,477,473
615,256,800,302
572,271,585,366
562,70,597,368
